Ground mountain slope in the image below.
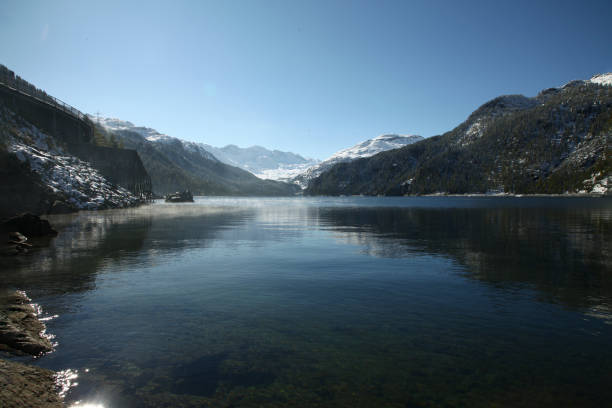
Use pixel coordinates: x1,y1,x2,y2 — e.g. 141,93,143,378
293,134,423,188
92,118,299,196
306,74,612,196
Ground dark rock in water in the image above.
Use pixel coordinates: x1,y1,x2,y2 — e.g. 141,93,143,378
7,232,28,244
165,190,194,203
1,213,58,237
0,290,53,356
48,200,76,215
0,358,63,408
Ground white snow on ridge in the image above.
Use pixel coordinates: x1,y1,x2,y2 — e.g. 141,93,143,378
589,73,612,86
92,115,423,186
92,115,322,180
254,163,315,182
328,134,423,161
90,116,174,143
92,115,218,162
292,134,423,188
561,73,612,89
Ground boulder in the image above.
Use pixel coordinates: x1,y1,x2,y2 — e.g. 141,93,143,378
165,190,194,203
1,213,57,237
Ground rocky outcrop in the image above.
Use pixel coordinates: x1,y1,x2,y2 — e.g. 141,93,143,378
0,290,53,356
1,213,58,238
165,190,194,203
1,213,57,256
1,101,145,217
0,359,63,408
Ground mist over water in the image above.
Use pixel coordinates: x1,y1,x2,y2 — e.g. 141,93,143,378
2,197,611,407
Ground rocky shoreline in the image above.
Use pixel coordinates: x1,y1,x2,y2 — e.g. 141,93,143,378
0,213,67,406
0,290,53,356
0,289,63,407
0,358,63,408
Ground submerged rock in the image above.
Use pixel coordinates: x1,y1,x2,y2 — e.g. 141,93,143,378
0,290,53,356
0,358,63,408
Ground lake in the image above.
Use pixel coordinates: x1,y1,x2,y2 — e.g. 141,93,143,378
2,196,612,407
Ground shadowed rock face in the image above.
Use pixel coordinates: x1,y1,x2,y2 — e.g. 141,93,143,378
0,151,61,219
0,290,53,356
0,359,62,408
1,213,58,237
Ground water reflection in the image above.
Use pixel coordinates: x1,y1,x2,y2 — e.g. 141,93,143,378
0,197,610,407
318,205,612,312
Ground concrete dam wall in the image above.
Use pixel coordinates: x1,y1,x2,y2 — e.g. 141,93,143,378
69,144,152,197
0,64,152,197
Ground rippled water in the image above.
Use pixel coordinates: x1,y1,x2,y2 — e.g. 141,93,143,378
2,196,612,407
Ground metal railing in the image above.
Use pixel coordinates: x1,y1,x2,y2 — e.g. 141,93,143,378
0,64,89,122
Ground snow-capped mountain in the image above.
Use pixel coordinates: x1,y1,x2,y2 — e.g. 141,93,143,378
90,117,218,162
293,134,423,188
305,73,612,196
588,73,612,86
92,117,319,182
200,144,319,182
327,134,424,160
90,116,299,195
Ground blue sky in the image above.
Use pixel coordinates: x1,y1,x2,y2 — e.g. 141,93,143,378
2,0,611,159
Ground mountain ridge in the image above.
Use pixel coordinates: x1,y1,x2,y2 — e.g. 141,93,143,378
292,134,423,188
306,74,612,196
92,117,299,196
92,117,319,182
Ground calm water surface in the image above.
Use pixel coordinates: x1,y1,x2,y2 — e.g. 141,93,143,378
2,196,612,407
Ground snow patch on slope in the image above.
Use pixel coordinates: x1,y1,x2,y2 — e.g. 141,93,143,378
293,134,423,188
589,73,612,86
329,134,423,161
93,115,319,181
91,116,218,162
203,144,320,181
3,109,139,209
254,163,316,181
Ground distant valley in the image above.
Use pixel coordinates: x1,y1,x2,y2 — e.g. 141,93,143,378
91,117,300,196
1,61,610,222
93,117,425,190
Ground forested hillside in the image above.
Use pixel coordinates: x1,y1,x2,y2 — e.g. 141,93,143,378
307,77,611,196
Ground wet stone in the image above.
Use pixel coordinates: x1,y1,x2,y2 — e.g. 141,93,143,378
0,358,63,408
0,290,53,356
